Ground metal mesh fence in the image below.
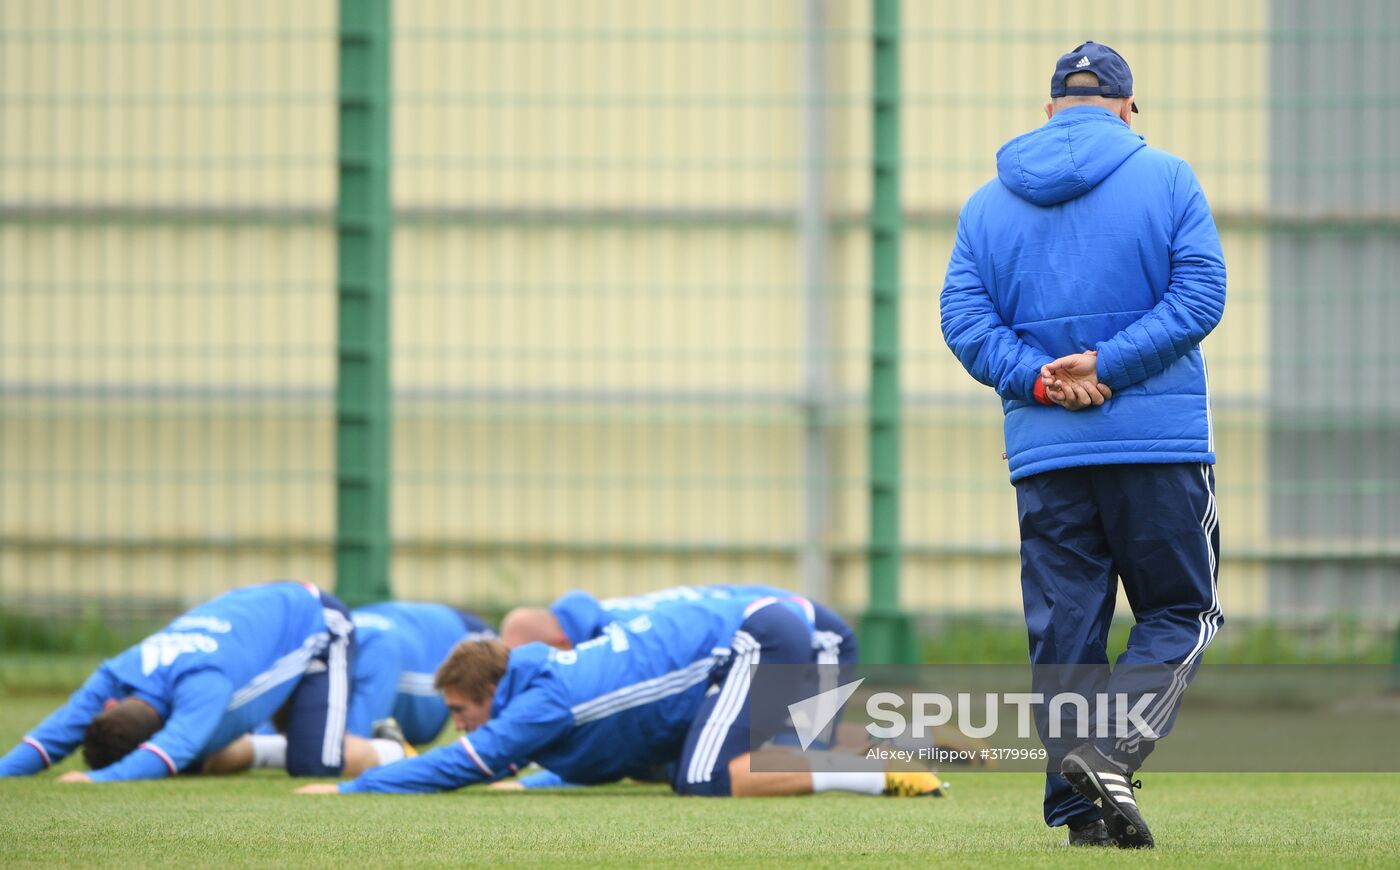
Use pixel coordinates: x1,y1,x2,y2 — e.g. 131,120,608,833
390,1,871,612
1,2,1397,678
0,1,339,677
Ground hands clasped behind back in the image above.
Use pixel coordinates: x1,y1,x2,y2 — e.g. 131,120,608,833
1041,351,1112,411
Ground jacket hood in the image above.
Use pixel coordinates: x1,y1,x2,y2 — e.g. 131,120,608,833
492,641,552,715
996,107,1146,206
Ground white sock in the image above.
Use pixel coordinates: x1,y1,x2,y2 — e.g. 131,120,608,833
810,770,884,795
249,734,287,770
371,738,406,765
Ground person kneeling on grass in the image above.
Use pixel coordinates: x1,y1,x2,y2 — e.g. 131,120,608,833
0,581,387,783
297,596,944,799
206,600,497,774
499,584,872,788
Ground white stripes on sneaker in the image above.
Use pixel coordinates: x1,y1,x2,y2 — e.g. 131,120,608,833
1099,772,1138,806
686,631,761,785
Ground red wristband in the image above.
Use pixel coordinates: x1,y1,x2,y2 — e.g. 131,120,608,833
1033,376,1052,405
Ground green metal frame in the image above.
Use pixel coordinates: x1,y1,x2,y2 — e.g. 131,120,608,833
335,0,393,606
1392,620,1400,691
860,0,917,664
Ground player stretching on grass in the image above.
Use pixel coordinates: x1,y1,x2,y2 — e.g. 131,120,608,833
498,583,864,788
297,594,942,799
343,602,496,746
0,582,376,782
203,600,496,773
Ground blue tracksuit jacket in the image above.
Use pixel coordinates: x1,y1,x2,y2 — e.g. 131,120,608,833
339,605,734,794
0,582,337,781
348,602,495,745
940,106,1226,481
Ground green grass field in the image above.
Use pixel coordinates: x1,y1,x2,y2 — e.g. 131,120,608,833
4,695,1400,867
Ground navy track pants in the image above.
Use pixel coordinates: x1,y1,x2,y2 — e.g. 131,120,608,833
1015,462,1221,827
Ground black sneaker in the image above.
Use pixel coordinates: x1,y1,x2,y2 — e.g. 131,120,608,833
371,717,418,758
1064,818,1113,847
1061,744,1154,849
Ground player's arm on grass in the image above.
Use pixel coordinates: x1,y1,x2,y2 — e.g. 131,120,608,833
513,768,584,790
1092,161,1226,390
336,682,573,795
0,669,122,776
87,671,234,782
940,216,1056,404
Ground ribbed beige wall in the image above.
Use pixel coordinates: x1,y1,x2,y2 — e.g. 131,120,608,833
2,1,1271,619
393,0,835,604
0,1,336,206
0,1,338,611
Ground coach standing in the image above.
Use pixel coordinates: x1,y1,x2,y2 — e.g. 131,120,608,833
939,42,1226,848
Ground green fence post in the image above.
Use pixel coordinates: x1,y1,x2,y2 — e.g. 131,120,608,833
860,0,916,664
335,0,393,606
1390,620,1400,693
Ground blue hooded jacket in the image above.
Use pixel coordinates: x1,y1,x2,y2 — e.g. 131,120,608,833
0,582,336,781
339,604,729,794
348,602,495,745
940,106,1226,482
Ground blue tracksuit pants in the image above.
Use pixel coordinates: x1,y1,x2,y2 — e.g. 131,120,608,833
1016,462,1221,828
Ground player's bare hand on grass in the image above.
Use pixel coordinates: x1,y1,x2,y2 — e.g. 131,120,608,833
488,780,526,791
57,771,93,783
1041,351,1111,410
294,783,340,795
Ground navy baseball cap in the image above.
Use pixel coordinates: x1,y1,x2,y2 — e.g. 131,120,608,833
1051,41,1138,113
